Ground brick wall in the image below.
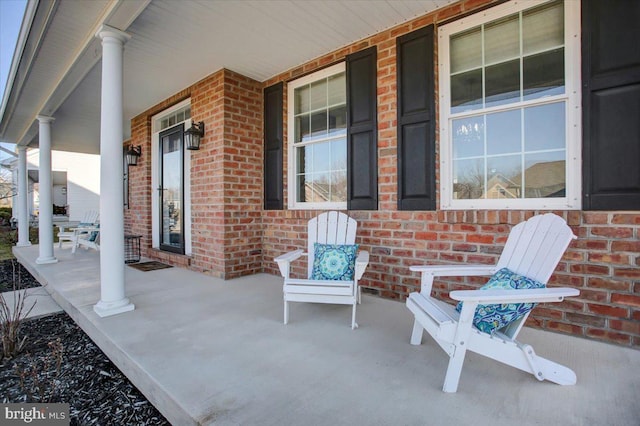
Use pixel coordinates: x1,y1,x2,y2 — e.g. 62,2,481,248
125,0,639,347
259,0,640,347
125,69,262,279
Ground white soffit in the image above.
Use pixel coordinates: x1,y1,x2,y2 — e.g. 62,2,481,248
6,0,455,154
121,0,454,116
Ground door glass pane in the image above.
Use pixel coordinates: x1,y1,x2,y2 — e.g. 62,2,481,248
485,14,519,64
451,28,482,73
523,0,564,55
161,132,182,250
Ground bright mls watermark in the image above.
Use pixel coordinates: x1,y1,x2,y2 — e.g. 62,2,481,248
1,404,69,425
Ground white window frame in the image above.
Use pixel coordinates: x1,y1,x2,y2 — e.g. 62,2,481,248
287,62,347,210
151,98,193,255
438,0,581,210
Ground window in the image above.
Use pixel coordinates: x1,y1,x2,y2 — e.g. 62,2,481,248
288,63,347,209
439,0,581,210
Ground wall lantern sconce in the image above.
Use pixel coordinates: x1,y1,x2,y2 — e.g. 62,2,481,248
184,121,205,150
126,145,142,166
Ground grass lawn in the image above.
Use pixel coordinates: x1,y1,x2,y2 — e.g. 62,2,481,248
0,227,48,261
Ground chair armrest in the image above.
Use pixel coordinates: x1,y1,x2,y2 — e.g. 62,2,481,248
409,264,496,277
450,287,580,305
355,250,369,280
275,249,305,278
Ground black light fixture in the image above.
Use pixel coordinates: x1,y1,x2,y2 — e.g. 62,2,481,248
184,121,205,150
126,145,142,166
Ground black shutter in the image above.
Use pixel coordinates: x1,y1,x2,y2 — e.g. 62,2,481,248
263,82,283,210
346,46,377,210
583,0,640,210
397,26,436,210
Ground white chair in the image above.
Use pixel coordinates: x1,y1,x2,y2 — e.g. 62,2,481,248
57,210,99,248
406,213,580,392
275,211,369,329
72,226,100,253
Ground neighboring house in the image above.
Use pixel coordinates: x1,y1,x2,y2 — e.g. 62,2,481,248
2,149,100,222
0,0,638,346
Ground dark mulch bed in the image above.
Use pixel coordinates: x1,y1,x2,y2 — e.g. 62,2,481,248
0,259,41,293
0,259,170,425
1,313,170,425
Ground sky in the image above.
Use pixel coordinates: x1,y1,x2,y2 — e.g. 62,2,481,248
0,0,28,160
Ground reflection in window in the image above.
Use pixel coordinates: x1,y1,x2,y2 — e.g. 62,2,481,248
446,0,571,204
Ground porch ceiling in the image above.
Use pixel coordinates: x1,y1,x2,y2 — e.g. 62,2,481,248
0,0,454,155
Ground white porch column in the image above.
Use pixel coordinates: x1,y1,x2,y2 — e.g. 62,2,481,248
93,25,134,317
35,116,57,264
16,146,31,247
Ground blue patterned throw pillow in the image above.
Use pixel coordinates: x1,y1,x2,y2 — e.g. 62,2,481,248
310,243,359,281
456,268,545,334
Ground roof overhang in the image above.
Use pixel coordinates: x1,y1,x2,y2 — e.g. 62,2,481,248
0,0,454,155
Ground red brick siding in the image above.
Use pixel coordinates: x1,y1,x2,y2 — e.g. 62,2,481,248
125,0,639,347
259,0,640,348
125,70,262,279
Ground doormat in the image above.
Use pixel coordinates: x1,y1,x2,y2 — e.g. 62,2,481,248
128,261,173,272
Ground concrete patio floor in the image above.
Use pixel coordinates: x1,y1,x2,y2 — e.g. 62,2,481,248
13,244,640,426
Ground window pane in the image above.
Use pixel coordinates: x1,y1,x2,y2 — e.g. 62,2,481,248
453,116,485,158
185,108,191,119
330,169,347,202
312,141,331,172
328,105,347,135
485,14,519,65
453,158,485,199
176,111,184,123
486,109,521,155
295,115,310,143
297,174,307,202
523,0,564,55
485,59,520,107
451,28,482,73
487,154,522,198
328,73,345,105
295,86,310,114
451,69,483,113
297,145,311,174
330,139,347,171
523,48,564,100
524,102,565,151
310,110,328,138
309,80,327,111
523,152,565,198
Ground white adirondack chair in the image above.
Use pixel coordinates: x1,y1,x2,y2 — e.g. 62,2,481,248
57,210,99,248
72,226,100,253
406,213,580,392
275,211,369,329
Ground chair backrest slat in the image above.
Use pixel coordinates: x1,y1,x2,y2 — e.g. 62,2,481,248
307,212,358,278
496,213,575,284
